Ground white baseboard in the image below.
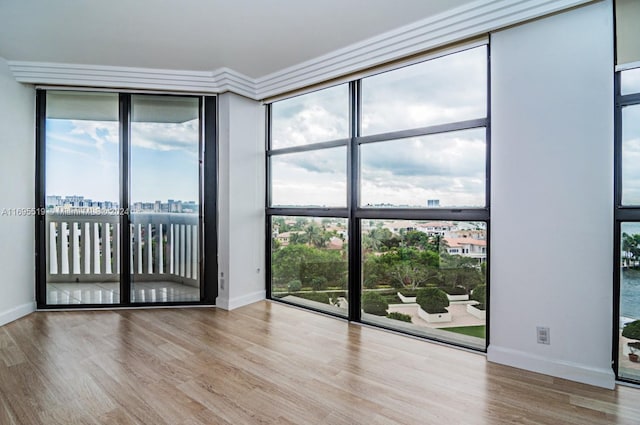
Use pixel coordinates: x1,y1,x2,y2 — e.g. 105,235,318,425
487,345,615,389
0,302,36,327
216,290,266,311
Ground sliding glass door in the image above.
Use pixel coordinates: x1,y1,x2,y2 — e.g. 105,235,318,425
129,95,201,303
36,90,216,308
43,91,121,305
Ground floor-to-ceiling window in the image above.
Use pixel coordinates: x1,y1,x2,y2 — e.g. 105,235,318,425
267,84,350,317
267,43,490,350
615,66,640,382
36,90,217,308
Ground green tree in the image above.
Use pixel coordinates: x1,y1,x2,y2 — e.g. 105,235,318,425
403,230,431,250
289,232,308,245
272,217,289,233
310,276,328,291
381,233,401,250
362,227,393,252
362,292,388,316
622,233,640,267
292,217,308,231
440,252,484,291
471,284,486,309
362,253,390,289
440,267,483,291
271,244,346,288
622,320,640,340
287,280,302,292
304,222,330,248
378,247,440,290
387,312,412,322
427,235,449,255
416,287,449,314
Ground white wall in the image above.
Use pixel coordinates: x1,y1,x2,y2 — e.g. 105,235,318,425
0,57,36,325
489,1,615,388
217,92,266,309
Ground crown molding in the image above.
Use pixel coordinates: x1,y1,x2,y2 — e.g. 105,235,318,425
210,67,257,98
8,61,258,98
8,0,593,100
253,0,595,99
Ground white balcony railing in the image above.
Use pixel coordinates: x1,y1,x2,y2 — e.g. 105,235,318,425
46,212,199,286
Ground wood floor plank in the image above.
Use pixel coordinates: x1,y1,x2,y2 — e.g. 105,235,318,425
1,301,639,425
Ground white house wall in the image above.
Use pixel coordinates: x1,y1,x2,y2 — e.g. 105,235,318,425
0,57,36,326
489,0,615,388
216,93,266,310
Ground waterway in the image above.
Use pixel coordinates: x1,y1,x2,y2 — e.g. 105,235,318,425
621,270,640,322
620,222,640,324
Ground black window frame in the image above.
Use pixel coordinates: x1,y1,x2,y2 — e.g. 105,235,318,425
266,44,491,351
35,89,218,309
613,69,640,383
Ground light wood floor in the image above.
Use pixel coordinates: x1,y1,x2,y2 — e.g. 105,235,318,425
0,301,638,425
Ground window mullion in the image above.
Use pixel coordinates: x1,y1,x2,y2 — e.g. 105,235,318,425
348,80,361,321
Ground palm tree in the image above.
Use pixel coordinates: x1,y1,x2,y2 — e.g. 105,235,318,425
289,232,307,245
623,232,633,267
371,227,393,251
304,223,324,248
622,232,640,267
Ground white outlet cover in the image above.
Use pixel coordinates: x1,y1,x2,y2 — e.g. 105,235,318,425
536,326,550,345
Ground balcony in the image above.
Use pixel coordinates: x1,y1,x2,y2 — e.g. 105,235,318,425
45,212,200,304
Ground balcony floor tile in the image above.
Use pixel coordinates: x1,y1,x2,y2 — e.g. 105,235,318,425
46,281,200,305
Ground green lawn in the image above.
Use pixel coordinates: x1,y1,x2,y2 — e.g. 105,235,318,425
440,325,486,339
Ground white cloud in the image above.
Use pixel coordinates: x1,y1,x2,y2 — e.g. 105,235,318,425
66,119,199,154
131,120,199,153
272,84,349,149
270,46,488,208
47,144,92,158
271,147,347,207
361,46,487,135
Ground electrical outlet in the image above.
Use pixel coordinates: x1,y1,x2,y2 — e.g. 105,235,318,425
220,272,225,290
537,326,550,345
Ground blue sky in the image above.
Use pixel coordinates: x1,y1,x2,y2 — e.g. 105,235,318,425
46,118,199,203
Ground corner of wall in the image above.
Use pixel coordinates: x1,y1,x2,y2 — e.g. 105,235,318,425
0,302,36,327
216,92,266,311
216,290,266,311
0,57,36,326
487,345,616,389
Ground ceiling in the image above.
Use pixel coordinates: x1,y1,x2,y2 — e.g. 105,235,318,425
0,0,475,78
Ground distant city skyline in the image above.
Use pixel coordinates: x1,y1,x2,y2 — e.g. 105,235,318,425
46,194,198,213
